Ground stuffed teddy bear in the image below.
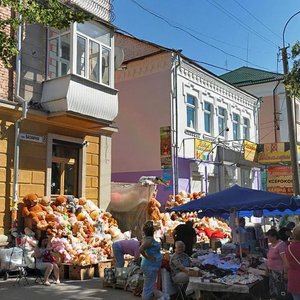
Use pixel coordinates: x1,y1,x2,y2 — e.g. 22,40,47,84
50,236,72,263
51,195,67,214
174,194,184,207
147,193,163,221
66,195,77,214
78,197,101,214
40,196,54,214
22,193,48,230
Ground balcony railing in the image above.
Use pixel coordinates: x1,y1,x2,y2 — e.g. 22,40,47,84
62,0,115,22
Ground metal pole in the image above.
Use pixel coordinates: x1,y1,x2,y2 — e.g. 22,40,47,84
282,11,300,195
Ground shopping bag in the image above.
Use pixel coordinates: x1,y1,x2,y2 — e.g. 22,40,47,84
277,275,293,300
104,267,116,284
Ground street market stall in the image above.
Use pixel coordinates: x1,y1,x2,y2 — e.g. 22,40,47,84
167,185,300,299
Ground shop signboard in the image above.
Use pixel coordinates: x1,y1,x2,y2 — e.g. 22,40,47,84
194,139,212,161
243,140,257,161
162,168,173,191
160,126,172,169
257,142,300,164
267,165,293,195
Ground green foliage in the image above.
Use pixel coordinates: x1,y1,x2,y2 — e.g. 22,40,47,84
285,41,300,98
0,0,91,67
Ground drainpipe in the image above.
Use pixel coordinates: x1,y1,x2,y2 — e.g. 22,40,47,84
272,80,281,143
11,2,28,222
171,52,180,195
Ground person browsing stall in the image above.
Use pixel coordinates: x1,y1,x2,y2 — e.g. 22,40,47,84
140,221,162,300
112,238,140,267
172,220,196,256
266,228,288,299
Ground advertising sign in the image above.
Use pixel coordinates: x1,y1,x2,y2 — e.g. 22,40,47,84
243,140,257,161
258,142,300,164
267,165,293,195
160,126,172,169
194,139,212,161
162,168,173,191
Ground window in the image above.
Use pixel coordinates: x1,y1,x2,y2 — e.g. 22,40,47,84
191,172,203,194
51,141,79,196
204,101,212,134
48,21,112,86
224,165,238,188
48,28,70,79
232,113,240,140
76,21,112,85
241,168,252,188
243,117,250,140
218,107,227,137
186,94,197,129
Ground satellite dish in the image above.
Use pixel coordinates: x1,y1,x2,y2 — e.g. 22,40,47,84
114,46,125,70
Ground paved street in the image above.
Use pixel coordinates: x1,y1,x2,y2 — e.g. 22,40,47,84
0,277,138,300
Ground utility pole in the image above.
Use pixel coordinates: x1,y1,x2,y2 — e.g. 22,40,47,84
282,11,300,195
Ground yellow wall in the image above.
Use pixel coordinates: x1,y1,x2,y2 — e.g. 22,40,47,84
0,112,109,235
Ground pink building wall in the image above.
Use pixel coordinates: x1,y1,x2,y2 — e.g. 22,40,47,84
112,52,172,175
259,95,279,143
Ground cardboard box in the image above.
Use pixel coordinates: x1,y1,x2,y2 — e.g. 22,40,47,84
188,268,200,277
69,264,95,280
94,260,113,278
58,264,71,280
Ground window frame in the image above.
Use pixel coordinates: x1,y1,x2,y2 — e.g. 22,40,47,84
46,133,86,198
218,106,227,137
47,21,113,87
186,94,197,130
243,117,250,140
47,29,71,79
232,112,240,140
204,101,213,134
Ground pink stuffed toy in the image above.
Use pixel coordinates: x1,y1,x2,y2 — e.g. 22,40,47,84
50,236,72,263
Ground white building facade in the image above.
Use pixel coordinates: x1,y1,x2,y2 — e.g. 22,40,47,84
175,58,260,194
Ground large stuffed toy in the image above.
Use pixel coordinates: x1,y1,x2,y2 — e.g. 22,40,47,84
147,193,164,221
22,193,48,230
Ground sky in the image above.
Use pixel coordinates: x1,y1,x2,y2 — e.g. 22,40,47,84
112,0,300,76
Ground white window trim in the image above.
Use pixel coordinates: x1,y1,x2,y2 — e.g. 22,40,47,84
46,133,86,197
232,112,240,140
186,94,197,131
218,106,227,137
47,22,113,87
204,101,213,135
242,117,250,140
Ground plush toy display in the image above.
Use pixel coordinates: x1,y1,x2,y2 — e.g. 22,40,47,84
22,193,48,230
147,193,164,221
40,196,54,214
66,196,77,214
51,195,67,214
174,194,184,207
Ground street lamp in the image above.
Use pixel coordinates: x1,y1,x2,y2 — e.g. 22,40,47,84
281,10,300,195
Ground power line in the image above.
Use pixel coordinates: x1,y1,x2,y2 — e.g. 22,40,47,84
232,0,281,41
206,0,278,48
127,0,274,72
